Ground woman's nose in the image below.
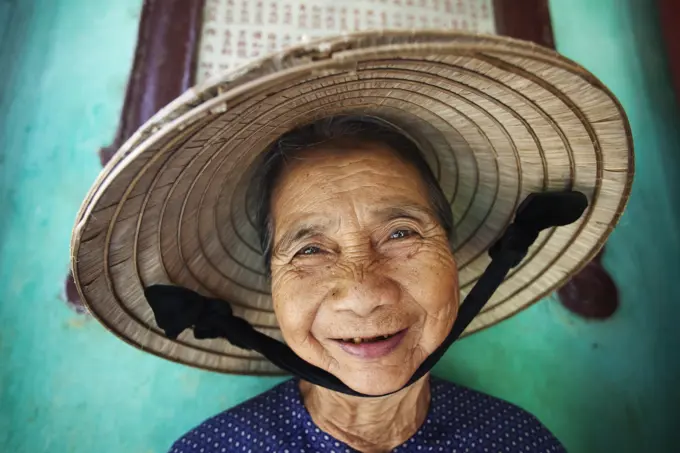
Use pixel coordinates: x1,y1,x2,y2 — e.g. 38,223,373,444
329,269,401,317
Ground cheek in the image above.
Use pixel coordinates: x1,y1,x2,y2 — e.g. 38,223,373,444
393,246,459,338
270,268,330,347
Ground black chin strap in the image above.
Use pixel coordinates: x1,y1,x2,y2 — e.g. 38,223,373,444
145,191,588,397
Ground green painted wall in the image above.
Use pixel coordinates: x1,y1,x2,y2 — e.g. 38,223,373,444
1,0,678,452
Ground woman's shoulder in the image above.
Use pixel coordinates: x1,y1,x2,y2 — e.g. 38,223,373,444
427,376,565,451
167,379,299,453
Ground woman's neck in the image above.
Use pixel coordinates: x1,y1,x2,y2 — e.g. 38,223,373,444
299,375,431,453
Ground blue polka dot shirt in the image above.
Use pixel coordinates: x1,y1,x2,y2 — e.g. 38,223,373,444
170,377,564,452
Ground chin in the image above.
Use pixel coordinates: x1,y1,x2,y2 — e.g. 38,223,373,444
337,365,414,396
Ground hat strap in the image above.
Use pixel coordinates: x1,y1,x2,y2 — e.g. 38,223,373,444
145,191,588,397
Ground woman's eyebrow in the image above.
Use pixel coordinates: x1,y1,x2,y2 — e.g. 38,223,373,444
373,204,435,223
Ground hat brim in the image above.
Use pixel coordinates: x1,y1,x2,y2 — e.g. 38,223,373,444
71,31,633,375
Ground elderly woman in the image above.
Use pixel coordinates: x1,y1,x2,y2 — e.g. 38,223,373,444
71,32,633,453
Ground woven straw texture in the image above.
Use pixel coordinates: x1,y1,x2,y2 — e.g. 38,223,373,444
71,31,634,375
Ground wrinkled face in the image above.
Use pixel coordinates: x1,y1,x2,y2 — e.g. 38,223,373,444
270,143,459,395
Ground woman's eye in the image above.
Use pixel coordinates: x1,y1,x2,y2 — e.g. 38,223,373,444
389,229,414,240
296,245,321,256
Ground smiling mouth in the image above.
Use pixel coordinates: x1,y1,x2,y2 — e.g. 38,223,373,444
333,329,408,359
336,330,403,344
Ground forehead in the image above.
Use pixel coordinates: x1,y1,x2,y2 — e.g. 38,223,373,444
271,144,431,223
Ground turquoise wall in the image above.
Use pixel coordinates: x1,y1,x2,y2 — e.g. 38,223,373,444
1,0,678,452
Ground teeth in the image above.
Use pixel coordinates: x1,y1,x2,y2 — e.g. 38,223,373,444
341,334,396,344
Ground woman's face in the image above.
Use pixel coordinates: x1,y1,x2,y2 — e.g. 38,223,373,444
269,143,459,395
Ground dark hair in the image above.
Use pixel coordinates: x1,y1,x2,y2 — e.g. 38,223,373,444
251,115,453,271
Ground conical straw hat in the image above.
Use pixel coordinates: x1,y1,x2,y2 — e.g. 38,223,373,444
71,31,633,375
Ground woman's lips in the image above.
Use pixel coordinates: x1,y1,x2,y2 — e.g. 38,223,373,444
334,329,408,359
